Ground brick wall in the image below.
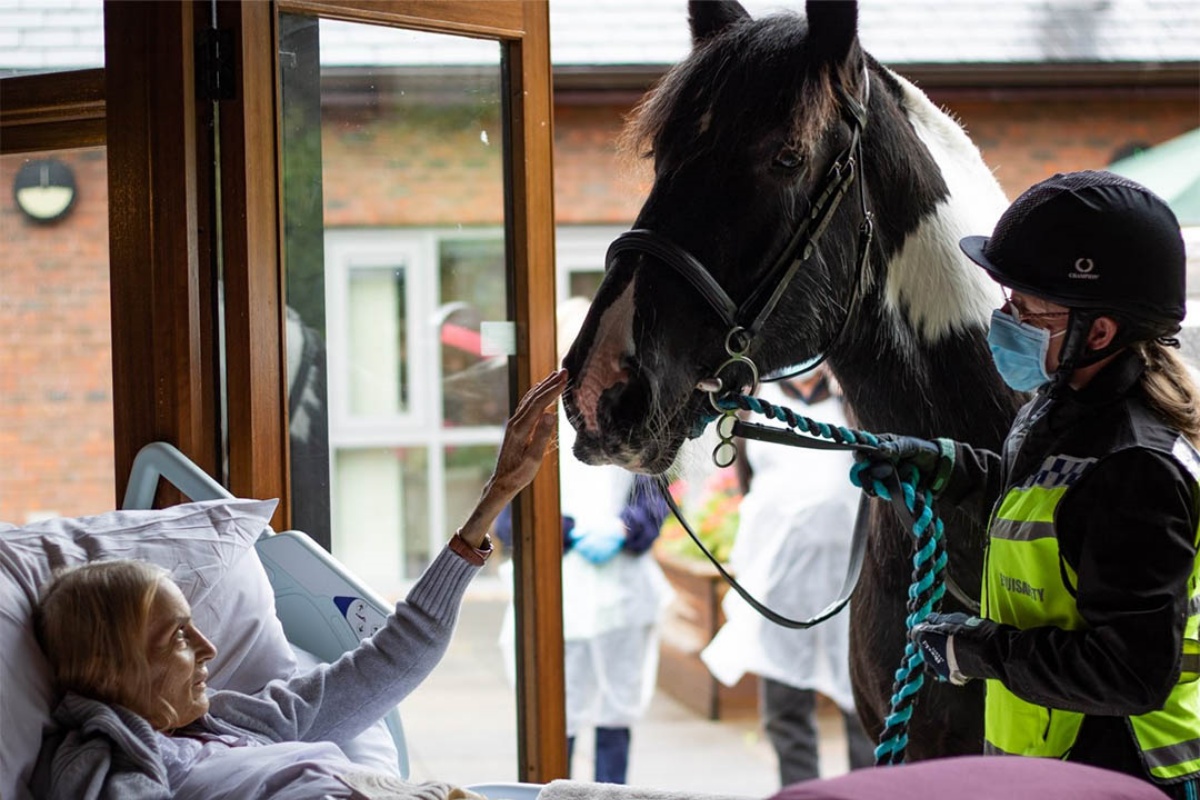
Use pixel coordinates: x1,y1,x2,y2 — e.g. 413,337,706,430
553,104,648,224
321,104,506,227
546,92,1200,221
948,94,1198,199
0,148,114,522
318,92,1197,225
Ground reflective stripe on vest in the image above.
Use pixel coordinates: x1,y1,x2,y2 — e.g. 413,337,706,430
982,445,1200,781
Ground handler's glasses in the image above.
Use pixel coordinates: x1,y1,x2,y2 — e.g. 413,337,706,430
1001,290,1070,329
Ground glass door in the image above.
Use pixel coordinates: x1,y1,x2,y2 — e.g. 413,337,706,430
278,21,516,780
4,0,562,785
247,3,562,783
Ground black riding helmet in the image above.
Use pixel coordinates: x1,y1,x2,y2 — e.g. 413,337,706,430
960,170,1187,379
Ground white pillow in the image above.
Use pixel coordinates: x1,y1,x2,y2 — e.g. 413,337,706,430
0,498,293,800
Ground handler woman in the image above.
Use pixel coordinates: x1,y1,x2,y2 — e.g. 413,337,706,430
861,171,1200,798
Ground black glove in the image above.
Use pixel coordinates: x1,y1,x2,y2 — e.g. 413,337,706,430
911,611,994,686
851,434,955,496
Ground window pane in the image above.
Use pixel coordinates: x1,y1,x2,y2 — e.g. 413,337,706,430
443,442,499,543
0,147,112,521
333,446,429,587
348,265,408,416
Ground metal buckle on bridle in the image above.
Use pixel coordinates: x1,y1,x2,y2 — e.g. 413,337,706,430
699,327,759,467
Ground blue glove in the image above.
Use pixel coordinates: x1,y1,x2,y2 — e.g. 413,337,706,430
570,519,626,565
911,612,991,686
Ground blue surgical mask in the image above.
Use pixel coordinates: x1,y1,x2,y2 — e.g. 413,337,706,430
987,308,1065,392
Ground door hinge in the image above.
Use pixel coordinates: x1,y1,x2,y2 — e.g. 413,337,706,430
196,28,236,101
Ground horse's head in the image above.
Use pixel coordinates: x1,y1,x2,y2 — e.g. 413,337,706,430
563,0,873,472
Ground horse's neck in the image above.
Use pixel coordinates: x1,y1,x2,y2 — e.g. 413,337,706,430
834,314,1015,444
831,68,1016,445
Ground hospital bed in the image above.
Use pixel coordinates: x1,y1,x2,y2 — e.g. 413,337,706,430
122,441,541,799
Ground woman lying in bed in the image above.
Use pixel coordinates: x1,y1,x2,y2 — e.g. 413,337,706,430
30,370,566,800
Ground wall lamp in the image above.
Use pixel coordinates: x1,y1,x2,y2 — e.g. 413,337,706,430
13,158,77,224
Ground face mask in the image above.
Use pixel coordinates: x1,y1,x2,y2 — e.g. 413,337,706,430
987,308,1064,392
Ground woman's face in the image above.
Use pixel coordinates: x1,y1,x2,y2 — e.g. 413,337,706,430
138,578,218,730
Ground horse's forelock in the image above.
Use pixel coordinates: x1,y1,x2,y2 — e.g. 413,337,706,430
788,78,838,158
622,15,845,170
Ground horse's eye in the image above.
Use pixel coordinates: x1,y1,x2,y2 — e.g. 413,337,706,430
773,148,804,171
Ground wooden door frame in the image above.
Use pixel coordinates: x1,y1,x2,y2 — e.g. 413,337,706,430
102,2,222,507
0,69,105,155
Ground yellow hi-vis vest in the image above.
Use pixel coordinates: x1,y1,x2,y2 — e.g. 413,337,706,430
982,444,1200,782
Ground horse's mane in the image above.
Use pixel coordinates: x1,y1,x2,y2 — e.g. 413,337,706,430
619,12,839,171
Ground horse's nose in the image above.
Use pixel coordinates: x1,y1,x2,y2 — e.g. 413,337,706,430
569,354,631,436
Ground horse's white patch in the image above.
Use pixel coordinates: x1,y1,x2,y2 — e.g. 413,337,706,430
575,277,638,433
883,69,1009,345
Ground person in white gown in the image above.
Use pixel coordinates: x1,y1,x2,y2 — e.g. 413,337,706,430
496,298,672,784
701,367,873,785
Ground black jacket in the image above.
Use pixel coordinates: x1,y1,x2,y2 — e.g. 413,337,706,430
942,350,1200,778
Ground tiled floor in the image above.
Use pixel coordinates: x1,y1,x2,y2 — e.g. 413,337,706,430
400,593,851,797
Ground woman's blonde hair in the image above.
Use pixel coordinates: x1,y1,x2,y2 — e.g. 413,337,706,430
34,559,172,725
1136,340,1200,448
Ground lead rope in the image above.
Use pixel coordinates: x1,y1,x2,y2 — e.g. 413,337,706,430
706,392,949,765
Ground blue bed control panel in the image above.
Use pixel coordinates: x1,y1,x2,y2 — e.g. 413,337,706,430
334,596,388,639
254,531,392,664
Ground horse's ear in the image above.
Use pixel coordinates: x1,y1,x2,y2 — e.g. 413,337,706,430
805,0,859,66
688,0,750,46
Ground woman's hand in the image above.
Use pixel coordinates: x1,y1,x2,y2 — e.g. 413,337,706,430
458,369,566,548
490,369,566,496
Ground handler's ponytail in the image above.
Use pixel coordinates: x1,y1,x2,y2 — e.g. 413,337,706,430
1137,340,1200,448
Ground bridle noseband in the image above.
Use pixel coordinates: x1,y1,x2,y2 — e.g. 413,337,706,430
604,71,874,419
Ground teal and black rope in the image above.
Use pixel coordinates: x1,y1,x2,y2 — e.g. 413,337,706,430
866,466,948,765
715,393,949,766
716,393,873,449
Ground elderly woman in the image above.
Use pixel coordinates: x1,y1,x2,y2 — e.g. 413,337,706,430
32,370,566,800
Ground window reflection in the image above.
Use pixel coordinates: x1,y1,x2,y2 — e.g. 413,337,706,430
439,237,507,428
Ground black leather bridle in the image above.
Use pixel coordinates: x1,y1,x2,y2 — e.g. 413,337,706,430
604,70,874,405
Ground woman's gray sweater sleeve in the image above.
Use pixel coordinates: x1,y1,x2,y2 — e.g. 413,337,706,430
206,545,478,745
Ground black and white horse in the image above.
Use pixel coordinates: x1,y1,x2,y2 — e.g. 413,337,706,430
562,0,1024,759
